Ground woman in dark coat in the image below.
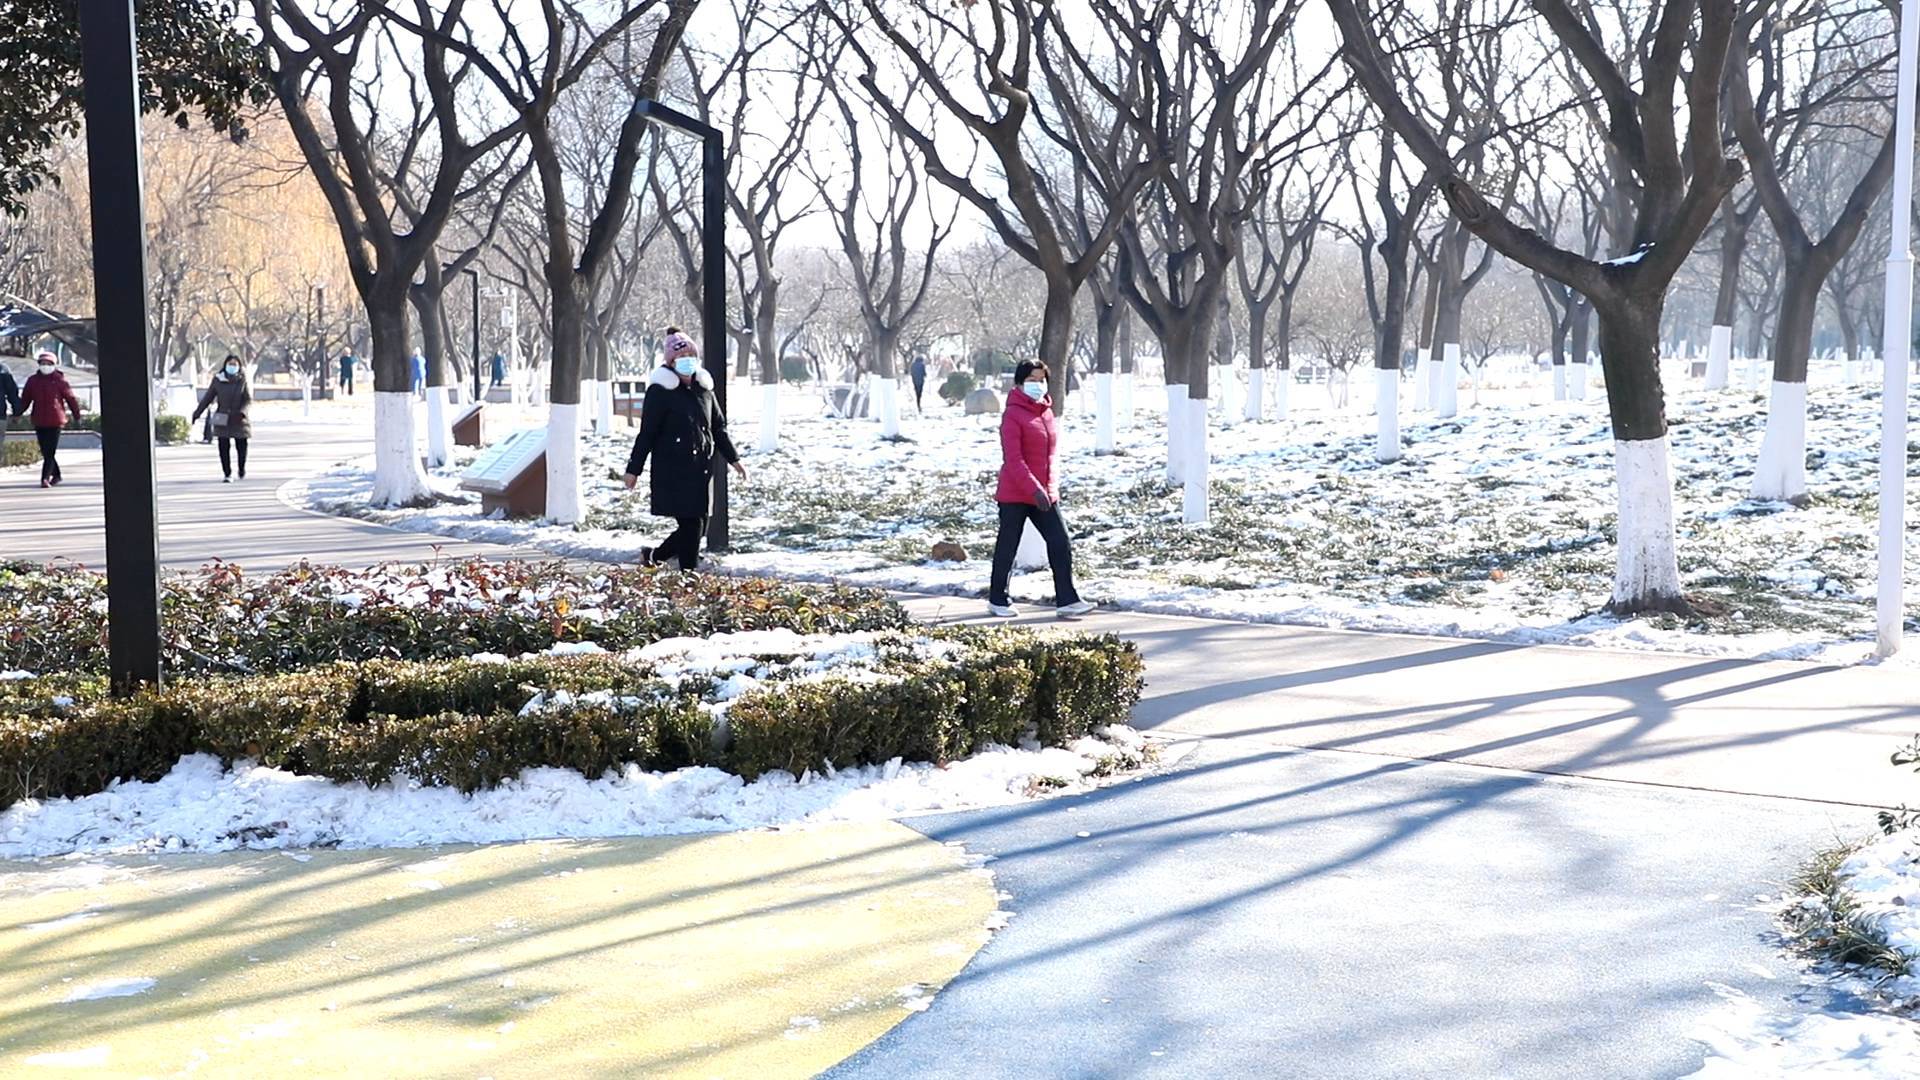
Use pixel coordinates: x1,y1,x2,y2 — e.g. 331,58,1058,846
190,354,253,482
622,328,746,571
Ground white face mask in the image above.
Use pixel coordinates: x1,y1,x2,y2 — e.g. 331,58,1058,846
673,358,698,377
38,364,55,374
1022,381,1047,401
224,364,240,375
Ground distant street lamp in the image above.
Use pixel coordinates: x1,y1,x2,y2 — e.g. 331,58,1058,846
79,0,162,692
635,99,729,550
1878,0,1918,658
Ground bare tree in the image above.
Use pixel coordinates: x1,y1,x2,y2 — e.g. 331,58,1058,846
1728,2,1898,502
1237,152,1335,424
1327,0,1746,614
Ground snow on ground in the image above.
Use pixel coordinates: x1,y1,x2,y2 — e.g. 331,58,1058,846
1686,827,1920,1077
290,372,1920,665
0,630,1161,859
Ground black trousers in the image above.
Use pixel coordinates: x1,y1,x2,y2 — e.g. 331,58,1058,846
912,375,925,411
989,501,1080,607
34,427,60,483
656,515,707,571
218,436,249,478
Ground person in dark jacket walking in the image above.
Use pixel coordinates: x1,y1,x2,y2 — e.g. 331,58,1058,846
622,328,746,571
18,351,81,488
191,354,253,482
339,352,356,396
910,355,928,413
988,360,1095,619
0,363,20,419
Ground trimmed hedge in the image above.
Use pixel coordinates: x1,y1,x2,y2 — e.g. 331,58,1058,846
0,559,909,677
0,630,1145,808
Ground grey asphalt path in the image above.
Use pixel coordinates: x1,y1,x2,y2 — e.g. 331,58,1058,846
0,404,516,570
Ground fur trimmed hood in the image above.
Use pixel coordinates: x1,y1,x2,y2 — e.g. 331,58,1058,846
651,365,713,391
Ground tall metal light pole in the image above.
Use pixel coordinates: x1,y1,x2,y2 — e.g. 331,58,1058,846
464,268,482,403
80,0,162,693
1879,0,1919,658
635,99,729,550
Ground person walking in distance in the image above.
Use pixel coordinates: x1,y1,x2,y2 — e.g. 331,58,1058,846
490,352,507,389
622,328,747,571
338,351,356,396
191,354,253,483
410,349,428,398
18,350,81,488
0,361,20,464
988,360,1095,619
910,354,929,414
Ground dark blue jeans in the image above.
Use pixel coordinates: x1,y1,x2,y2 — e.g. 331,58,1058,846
989,501,1080,607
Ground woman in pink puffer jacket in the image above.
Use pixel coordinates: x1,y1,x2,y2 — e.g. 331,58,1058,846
988,360,1095,618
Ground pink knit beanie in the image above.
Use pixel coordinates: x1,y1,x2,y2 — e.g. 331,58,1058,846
663,329,698,364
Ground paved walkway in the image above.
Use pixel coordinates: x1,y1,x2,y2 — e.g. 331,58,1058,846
6,405,1918,1077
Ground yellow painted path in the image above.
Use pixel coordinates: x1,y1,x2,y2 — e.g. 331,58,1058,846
0,823,997,1078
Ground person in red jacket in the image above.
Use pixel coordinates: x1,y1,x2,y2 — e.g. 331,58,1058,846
988,360,1095,619
19,350,82,488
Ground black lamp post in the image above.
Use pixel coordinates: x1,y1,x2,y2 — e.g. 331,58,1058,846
80,0,162,693
635,99,729,550
464,267,482,403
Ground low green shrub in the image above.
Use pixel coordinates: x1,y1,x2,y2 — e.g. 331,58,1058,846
938,371,977,405
0,630,1146,808
0,559,910,677
154,414,191,445
1,438,35,469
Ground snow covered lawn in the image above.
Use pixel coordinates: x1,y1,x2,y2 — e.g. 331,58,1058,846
292,381,1920,664
0,629,1161,858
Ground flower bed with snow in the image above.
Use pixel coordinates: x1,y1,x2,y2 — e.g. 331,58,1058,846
291,382,1920,663
0,558,907,677
0,624,1147,854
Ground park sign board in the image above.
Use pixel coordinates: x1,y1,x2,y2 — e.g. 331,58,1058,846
459,426,547,518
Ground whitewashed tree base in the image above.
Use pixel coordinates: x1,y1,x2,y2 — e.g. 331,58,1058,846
1183,395,1209,524
1015,520,1048,570
1413,348,1431,411
545,403,584,525
1246,368,1265,423
1274,374,1290,420
1375,369,1400,463
1094,371,1116,454
1705,325,1732,391
1435,343,1462,418
757,383,780,453
1569,362,1590,401
369,392,434,508
876,377,902,439
1752,380,1809,504
1610,435,1686,612
424,386,452,468
1216,365,1237,427
1117,373,1135,431
1164,383,1189,486
1552,364,1567,402
594,379,615,435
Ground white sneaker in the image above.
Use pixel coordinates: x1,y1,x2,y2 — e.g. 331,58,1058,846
1056,600,1097,618
987,602,1019,618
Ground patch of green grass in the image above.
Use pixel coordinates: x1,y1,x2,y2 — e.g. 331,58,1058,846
1781,843,1916,984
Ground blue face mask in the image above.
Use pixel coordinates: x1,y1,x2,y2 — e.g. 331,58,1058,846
674,358,698,377
1022,381,1047,401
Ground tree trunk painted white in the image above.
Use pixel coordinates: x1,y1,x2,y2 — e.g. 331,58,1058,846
1216,365,1237,427
1843,355,1859,386
1435,343,1462,417
301,379,312,417
1182,395,1209,524
594,379,615,435
545,402,583,525
1569,361,1590,400
876,376,901,438
1611,435,1685,611
1245,367,1265,422
757,383,780,453
1165,383,1189,485
370,391,433,508
426,385,455,468
1751,380,1809,503
1375,368,1400,463
1274,372,1290,420
1015,520,1048,570
1422,347,1442,411
1552,364,1568,401
1117,372,1135,431
1704,325,1732,390
1095,371,1116,454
